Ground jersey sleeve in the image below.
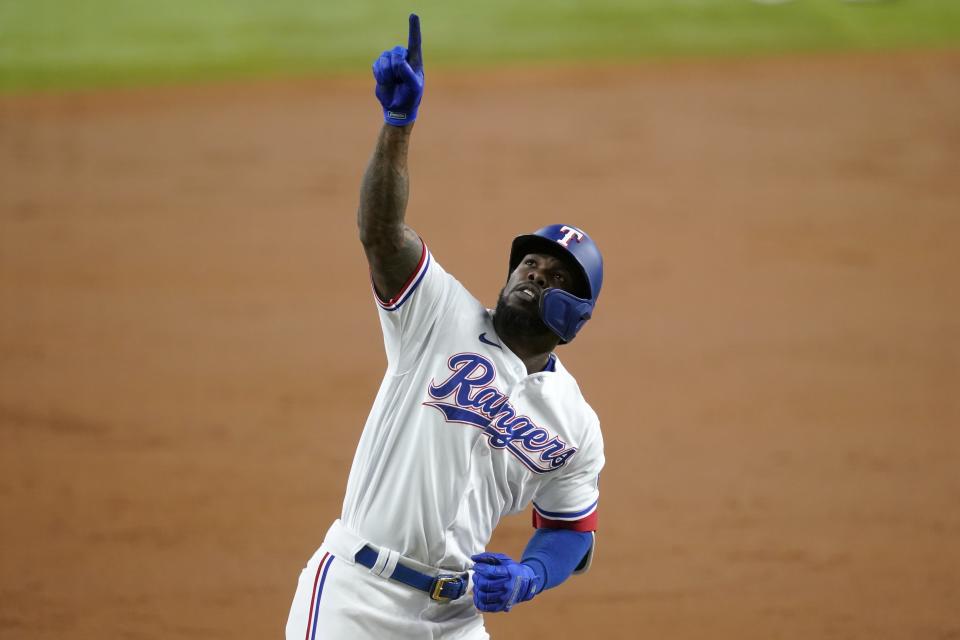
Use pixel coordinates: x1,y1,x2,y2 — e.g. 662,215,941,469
372,242,460,373
531,417,604,533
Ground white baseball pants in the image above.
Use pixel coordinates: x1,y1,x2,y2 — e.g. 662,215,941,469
286,520,489,640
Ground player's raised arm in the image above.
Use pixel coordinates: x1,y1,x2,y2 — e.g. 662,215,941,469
357,14,426,301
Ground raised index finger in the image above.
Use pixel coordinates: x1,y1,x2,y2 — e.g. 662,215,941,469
406,13,422,70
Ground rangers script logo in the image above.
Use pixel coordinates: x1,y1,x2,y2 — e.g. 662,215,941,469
425,353,577,473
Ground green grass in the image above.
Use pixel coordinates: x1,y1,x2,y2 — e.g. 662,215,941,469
2,0,959,93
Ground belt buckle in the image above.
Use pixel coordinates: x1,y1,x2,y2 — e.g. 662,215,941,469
430,575,459,603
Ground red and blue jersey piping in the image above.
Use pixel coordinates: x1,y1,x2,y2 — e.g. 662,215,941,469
532,499,599,532
373,241,431,311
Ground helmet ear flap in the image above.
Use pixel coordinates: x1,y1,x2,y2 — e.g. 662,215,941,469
540,289,594,344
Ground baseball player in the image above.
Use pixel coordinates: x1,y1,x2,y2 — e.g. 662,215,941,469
286,14,605,639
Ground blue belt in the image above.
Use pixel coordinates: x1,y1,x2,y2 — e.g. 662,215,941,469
354,545,469,603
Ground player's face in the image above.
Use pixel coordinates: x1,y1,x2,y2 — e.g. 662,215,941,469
500,253,578,311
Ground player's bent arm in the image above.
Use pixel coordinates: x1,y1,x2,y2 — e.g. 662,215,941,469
357,123,424,301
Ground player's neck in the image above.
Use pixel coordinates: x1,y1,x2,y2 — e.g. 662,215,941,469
498,333,557,375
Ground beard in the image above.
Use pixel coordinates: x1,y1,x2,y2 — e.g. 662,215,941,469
493,286,552,339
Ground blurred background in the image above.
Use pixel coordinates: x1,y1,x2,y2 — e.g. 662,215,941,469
3,0,960,91
2,2,959,639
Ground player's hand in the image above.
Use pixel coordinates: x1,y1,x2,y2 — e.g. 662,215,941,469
372,13,424,127
470,552,543,613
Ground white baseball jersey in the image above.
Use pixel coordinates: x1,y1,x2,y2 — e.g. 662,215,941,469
339,242,605,571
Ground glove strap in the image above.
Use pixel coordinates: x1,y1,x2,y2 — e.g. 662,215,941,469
384,107,418,127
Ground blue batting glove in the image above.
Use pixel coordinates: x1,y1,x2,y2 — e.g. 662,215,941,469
372,14,424,126
471,552,543,613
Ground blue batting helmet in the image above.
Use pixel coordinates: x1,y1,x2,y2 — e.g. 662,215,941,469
508,224,604,343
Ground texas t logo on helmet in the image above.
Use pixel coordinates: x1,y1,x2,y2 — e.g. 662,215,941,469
556,225,584,248
508,223,604,344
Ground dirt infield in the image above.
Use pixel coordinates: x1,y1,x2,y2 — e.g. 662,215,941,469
2,51,959,639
